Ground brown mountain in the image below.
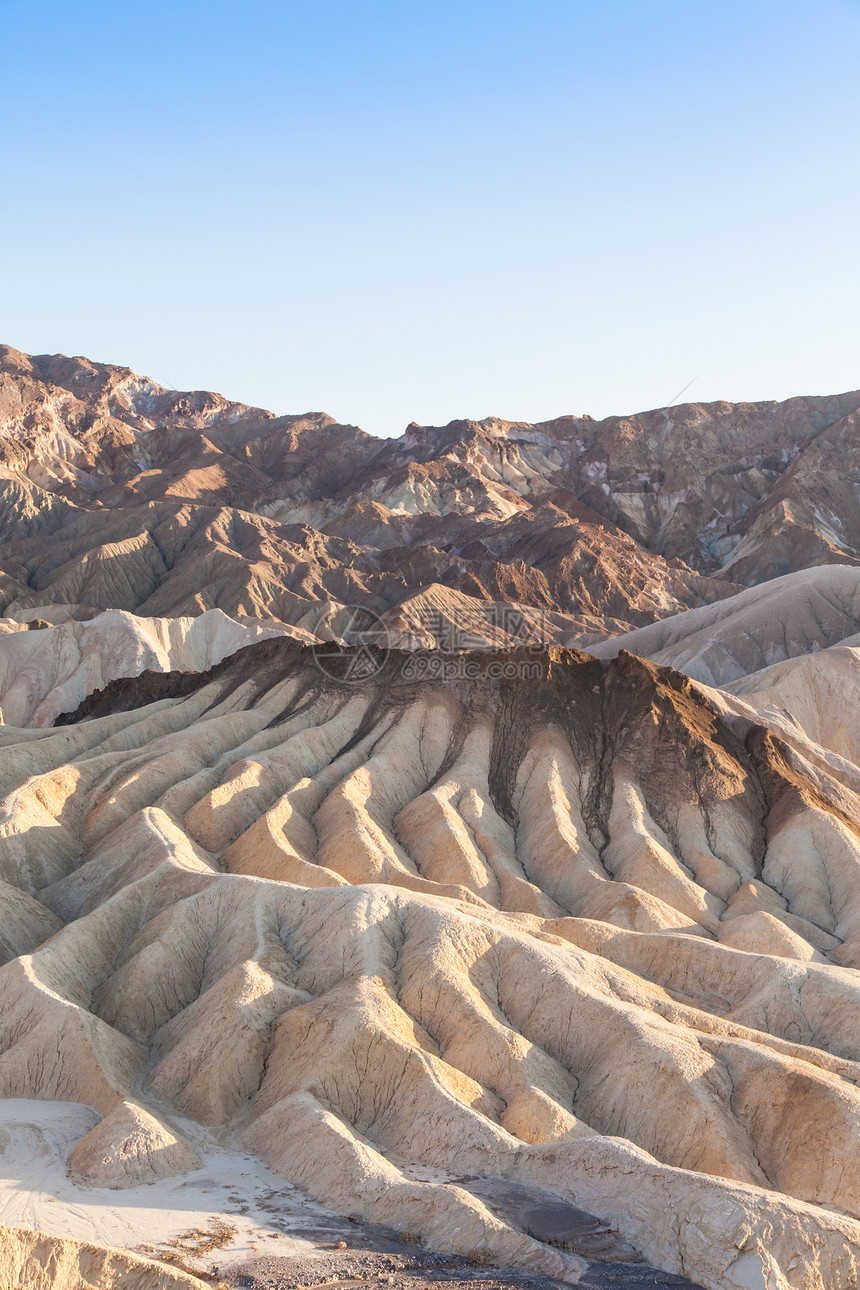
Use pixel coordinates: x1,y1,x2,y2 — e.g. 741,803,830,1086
7,345,860,648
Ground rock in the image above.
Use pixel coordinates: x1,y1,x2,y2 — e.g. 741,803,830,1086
453,1177,640,1262
0,1223,205,1289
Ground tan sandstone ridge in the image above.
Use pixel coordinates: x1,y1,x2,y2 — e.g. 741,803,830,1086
0,606,300,727
589,565,860,685
726,645,860,763
5,344,860,647
0,638,859,1286
0,1224,205,1290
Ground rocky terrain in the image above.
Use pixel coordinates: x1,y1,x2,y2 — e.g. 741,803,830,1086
5,347,860,1290
590,565,860,686
0,608,302,728
0,638,859,1287
4,345,860,652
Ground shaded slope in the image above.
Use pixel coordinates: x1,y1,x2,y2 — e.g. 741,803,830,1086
726,643,860,767
588,564,860,685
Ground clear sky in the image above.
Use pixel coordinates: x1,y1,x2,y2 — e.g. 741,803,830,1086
2,0,859,436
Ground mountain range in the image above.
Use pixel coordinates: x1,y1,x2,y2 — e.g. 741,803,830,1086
4,344,860,653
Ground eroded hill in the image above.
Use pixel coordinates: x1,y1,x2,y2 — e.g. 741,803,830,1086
0,641,859,1287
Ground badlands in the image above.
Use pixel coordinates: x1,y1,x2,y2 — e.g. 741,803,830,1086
5,350,860,1289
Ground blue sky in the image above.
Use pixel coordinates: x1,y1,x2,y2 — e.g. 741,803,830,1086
2,0,859,435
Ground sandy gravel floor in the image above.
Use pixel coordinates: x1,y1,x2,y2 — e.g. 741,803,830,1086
0,1100,702,1289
